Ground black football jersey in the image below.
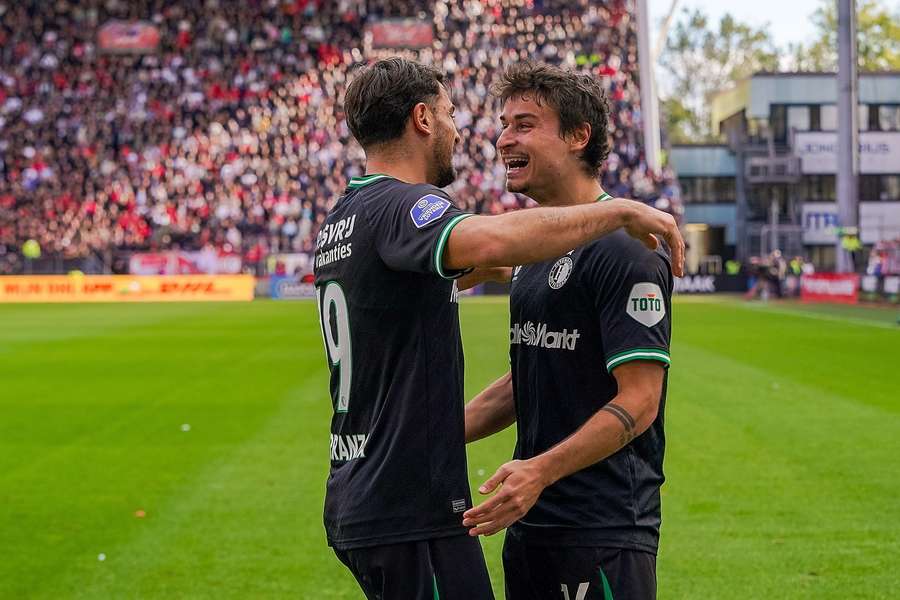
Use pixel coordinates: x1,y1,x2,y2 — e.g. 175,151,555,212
508,229,673,553
313,174,474,549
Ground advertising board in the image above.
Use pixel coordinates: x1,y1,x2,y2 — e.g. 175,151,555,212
0,275,255,303
800,273,860,304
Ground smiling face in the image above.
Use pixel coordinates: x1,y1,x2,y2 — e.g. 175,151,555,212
496,94,579,199
490,62,612,202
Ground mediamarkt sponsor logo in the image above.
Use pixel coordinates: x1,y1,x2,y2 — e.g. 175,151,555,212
510,321,580,350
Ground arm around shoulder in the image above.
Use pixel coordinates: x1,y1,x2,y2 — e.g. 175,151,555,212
442,199,684,276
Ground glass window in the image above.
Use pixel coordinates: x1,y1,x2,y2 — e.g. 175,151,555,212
859,105,870,131
679,177,736,204
868,105,881,131
878,105,900,131
884,176,900,201
809,105,821,131
820,105,837,130
770,105,787,143
801,175,836,201
857,176,900,201
715,177,736,202
787,105,810,131
859,175,881,201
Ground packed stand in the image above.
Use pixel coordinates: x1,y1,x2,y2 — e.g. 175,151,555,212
0,0,678,275
866,238,900,276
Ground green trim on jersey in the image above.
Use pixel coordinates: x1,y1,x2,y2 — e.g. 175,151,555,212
596,192,613,202
434,214,474,279
433,575,440,599
606,347,671,371
347,173,392,189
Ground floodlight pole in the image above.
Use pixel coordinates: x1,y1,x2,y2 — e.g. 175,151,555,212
636,0,661,173
836,0,859,272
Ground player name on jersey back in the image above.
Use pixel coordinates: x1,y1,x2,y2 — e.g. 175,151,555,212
313,176,474,549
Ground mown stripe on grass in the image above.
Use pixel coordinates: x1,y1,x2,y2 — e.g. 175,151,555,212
662,340,899,598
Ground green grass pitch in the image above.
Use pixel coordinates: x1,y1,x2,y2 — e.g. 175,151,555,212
1,297,898,598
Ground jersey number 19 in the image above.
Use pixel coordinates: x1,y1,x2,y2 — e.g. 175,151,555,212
316,282,351,413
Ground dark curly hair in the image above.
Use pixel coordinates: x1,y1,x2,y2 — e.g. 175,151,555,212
491,61,611,176
344,57,446,149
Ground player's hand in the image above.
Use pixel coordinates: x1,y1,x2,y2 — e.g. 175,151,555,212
617,199,685,277
462,459,549,536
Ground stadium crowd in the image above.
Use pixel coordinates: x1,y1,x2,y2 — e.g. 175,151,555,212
0,0,678,274
866,237,900,276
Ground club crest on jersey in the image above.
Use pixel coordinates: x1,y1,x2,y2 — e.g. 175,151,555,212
409,194,451,229
548,256,573,289
626,282,666,327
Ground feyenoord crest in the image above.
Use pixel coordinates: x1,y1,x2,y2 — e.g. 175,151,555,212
548,256,573,289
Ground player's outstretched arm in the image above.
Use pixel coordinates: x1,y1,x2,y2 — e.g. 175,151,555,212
462,361,665,536
465,371,516,443
444,199,685,276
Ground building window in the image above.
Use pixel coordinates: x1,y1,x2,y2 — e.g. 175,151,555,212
859,105,870,131
800,175,836,201
820,104,837,130
809,105,821,131
860,175,880,201
877,105,900,131
860,175,900,201
868,105,881,131
679,177,736,204
884,176,900,201
787,105,810,132
770,105,787,143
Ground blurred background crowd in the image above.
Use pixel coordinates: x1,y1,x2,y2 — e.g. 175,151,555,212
0,0,679,275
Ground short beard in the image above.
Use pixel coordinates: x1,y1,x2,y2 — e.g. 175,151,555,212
431,137,456,188
434,163,456,188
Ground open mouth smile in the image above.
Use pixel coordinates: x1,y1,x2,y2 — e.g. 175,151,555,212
503,155,530,176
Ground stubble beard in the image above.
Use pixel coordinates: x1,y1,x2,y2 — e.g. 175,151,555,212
432,134,457,188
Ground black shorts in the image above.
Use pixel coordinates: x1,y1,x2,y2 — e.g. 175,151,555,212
502,530,656,600
333,534,494,600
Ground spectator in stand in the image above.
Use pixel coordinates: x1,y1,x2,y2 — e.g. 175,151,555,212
0,0,680,275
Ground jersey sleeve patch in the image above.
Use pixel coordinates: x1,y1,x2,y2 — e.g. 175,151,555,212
409,194,451,229
626,282,666,327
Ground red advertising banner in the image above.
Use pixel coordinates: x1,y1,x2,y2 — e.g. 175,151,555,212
129,251,242,275
368,20,434,49
98,21,161,53
800,273,860,304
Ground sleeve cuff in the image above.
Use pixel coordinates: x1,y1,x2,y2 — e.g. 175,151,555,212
606,347,671,371
434,213,474,280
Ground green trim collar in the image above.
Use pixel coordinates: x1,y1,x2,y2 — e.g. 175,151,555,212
347,173,392,189
596,192,613,202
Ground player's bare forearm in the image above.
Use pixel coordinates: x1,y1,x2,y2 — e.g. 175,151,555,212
465,371,516,443
457,267,513,291
444,200,685,276
446,202,632,269
531,361,665,486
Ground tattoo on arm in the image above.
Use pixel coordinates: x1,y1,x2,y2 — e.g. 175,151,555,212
601,402,637,446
